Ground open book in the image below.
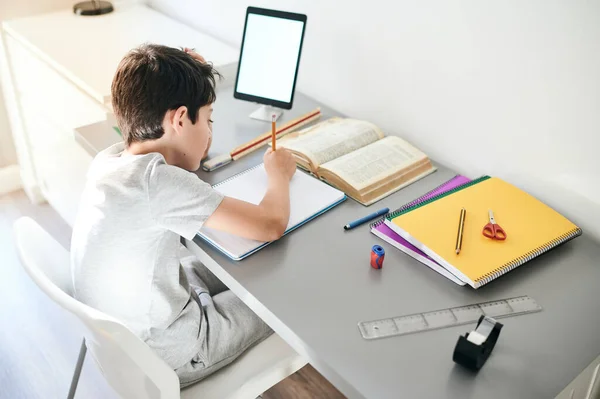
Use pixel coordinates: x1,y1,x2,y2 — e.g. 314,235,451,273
277,118,437,205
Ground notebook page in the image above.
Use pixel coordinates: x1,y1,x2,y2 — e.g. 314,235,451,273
199,164,345,259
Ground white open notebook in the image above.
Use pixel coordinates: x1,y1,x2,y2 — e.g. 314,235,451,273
197,164,346,260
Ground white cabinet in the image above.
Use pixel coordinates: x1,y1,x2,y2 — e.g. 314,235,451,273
0,3,238,225
555,355,600,399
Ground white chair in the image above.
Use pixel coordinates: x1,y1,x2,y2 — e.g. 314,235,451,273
13,216,307,399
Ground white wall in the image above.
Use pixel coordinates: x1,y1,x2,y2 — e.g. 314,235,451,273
0,0,74,168
150,0,600,240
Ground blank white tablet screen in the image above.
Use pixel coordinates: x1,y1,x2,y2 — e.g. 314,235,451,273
236,13,304,103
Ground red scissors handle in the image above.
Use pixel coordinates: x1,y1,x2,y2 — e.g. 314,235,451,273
482,223,507,240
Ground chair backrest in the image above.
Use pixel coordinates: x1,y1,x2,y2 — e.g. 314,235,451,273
13,217,181,399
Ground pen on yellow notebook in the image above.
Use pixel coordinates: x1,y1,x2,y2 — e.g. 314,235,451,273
271,114,277,151
455,208,466,254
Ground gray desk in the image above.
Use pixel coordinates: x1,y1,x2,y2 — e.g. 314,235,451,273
76,88,600,399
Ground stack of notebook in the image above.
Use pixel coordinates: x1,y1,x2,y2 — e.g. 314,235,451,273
371,175,582,288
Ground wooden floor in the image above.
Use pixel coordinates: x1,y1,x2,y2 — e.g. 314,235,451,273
0,190,345,399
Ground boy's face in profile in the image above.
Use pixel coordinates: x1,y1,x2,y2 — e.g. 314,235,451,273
176,104,213,171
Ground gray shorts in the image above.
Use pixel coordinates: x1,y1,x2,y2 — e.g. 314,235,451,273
176,254,273,387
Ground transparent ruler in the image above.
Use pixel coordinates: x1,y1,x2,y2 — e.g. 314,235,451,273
358,295,542,340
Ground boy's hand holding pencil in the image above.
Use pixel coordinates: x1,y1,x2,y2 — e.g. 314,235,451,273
264,147,295,183
266,113,295,180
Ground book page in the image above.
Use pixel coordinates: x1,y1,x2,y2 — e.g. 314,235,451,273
278,118,384,167
320,136,427,190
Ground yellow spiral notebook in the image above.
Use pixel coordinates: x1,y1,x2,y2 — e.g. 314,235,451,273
386,177,582,288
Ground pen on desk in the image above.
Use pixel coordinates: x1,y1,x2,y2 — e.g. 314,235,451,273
456,207,466,254
271,114,277,151
344,207,390,230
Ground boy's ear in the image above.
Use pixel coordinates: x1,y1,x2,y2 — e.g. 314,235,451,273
170,106,188,133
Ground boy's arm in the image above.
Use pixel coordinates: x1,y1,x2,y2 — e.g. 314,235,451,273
204,148,296,242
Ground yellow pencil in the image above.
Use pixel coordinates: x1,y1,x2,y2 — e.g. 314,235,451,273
455,208,466,254
271,115,277,151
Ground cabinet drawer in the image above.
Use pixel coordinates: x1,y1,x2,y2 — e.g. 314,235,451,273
19,96,72,149
5,33,106,131
31,123,92,226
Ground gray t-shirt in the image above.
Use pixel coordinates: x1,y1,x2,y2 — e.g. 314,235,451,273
71,143,224,369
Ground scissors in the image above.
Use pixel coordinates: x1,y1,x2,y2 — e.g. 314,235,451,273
482,210,507,240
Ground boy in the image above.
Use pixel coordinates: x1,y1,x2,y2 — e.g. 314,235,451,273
70,44,297,386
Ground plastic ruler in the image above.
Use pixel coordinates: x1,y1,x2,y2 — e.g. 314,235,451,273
358,295,542,340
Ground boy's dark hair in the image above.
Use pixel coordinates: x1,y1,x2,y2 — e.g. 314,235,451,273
111,44,218,146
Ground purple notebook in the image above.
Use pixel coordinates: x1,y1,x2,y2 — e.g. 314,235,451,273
371,175,471,284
